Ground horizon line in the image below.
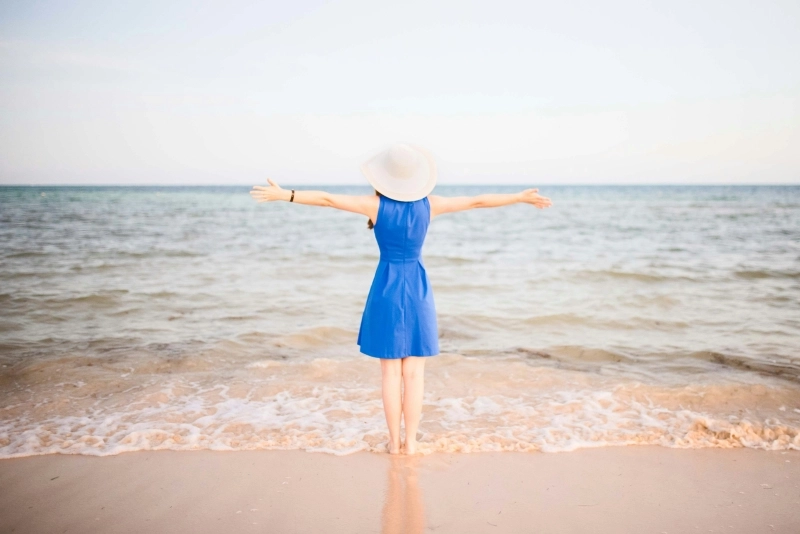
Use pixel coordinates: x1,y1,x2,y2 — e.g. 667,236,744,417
1,182,799,188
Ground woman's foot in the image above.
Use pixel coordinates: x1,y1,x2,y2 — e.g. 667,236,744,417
403,439,418,455
388,442,402,455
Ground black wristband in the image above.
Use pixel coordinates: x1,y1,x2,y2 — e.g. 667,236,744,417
290,189,295,202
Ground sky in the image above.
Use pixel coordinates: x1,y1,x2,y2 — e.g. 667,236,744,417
0,0,798,185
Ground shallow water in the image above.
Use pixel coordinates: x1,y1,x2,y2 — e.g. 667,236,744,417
0,184,798,456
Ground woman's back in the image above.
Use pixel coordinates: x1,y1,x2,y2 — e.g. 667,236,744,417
374,195,431,263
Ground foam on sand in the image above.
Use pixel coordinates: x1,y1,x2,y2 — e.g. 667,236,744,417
1,353,797,458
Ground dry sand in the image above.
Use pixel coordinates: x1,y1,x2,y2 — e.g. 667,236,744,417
0,446,798,533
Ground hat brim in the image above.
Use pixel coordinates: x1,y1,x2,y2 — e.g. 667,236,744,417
360,145,437,202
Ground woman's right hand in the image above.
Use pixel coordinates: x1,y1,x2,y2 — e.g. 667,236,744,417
519,188,553,209
250,179,286,202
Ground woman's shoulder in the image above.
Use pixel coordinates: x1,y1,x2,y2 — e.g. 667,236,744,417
425,194,441,209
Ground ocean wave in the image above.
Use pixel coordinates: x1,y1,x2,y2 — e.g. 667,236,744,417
734,270,800,280
570,270,694,283
511,345,634,364
273,326,356,350
2,251,52,259
1,356,797,459
0,291,130,310
0,382,796,458
442,312,690,334
425,255,481,265
678,350,800,383
522,313,689,331
508,346,800,382
116,250,204,258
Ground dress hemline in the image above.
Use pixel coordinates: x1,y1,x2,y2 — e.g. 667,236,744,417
358,347,439,359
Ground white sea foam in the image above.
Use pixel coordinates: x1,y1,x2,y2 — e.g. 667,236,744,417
0,354,797,458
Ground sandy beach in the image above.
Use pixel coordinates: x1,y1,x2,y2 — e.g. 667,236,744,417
1,446,797,533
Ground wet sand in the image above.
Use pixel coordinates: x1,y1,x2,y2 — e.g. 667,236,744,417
0,447,798,533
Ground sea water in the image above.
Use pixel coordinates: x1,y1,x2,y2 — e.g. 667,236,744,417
0,184,798,456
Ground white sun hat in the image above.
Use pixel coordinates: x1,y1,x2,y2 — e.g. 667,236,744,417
360,143,437,202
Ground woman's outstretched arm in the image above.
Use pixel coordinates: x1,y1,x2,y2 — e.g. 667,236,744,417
250,179,377,218
429,188,552,219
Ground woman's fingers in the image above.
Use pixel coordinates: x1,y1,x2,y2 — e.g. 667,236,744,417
529,194,552,208
523,191,550,205
250,189,280,202
251,181,281,203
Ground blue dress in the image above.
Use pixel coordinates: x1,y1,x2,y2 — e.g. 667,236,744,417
357,195,440,359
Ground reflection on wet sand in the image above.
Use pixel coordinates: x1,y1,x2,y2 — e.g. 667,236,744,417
381,456,425,534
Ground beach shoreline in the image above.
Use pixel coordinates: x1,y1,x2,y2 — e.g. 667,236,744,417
1,446,798,533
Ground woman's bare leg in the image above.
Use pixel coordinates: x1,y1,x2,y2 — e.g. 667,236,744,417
381,359,403,454
401,356,426,455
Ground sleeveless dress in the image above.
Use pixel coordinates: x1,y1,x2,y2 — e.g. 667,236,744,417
357,195,440,359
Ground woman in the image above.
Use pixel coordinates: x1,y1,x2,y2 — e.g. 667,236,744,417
250,144,552,455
